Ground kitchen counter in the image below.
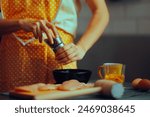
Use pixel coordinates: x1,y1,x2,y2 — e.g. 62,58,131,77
0,83,149,100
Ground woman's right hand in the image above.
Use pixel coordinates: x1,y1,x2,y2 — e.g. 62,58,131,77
18,19,58,44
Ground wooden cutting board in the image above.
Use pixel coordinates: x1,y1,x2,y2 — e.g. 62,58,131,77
9,87,102,100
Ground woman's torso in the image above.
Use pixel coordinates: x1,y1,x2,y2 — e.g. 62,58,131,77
0,0,78,92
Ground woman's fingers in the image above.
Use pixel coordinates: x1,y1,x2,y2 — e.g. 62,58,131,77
56,45,76,60
57,53,78,64
46,22,59,38
55,43,74,57
49,29,55,38
32,28,38,39
22,20,58,44
56,43,80,64
58,55,80,65
20,19,59,44
55,43,86,64
32,23,38,39
39,20,54,44
36,22,43,43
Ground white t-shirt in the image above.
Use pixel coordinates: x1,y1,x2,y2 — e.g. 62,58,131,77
53,0,79,36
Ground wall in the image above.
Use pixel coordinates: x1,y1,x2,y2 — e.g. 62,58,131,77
78,35,150,82
78,0,150,36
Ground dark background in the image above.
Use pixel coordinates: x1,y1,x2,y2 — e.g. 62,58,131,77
76,0,150,82
77,35,150,82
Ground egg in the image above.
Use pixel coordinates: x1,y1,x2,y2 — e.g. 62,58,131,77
137,79,150,91
131,78,142,89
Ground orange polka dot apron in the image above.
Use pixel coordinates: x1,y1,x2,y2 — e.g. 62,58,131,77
0,0,77,92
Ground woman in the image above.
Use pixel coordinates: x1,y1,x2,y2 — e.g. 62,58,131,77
0,0,109,92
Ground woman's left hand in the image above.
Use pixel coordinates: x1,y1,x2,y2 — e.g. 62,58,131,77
55,43,86,64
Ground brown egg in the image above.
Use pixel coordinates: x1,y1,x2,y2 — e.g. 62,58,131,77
131,78,142,89
137,79,150,91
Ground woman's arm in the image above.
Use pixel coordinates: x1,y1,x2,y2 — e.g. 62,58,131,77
0,1,20,35
56,0,109,64
0,0,58,43
0,19,21,35
0,19,58,43
0,1,20,34
77,0,109,52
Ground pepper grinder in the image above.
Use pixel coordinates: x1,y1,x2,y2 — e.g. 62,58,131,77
44,36,64,53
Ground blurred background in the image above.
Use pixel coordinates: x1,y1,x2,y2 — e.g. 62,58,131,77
0,0,150,83
77,0,150,82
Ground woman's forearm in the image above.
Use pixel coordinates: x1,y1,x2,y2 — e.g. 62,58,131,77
0,19,21,35
77,0,109,52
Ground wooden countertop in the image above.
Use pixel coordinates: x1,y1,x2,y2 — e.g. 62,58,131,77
0,83,149,100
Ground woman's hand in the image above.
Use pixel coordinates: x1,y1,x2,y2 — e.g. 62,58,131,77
18,19,58,44
55,43,86,64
